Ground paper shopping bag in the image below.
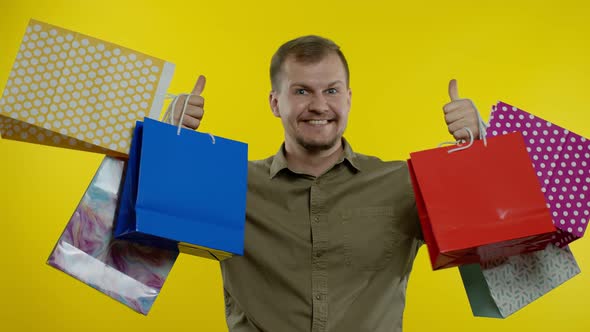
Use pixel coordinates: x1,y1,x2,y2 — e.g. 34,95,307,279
0,19,174,156
459,244,580,318
408,132,556,270
114,118,248,260
487,101,590,248
47,156,178,315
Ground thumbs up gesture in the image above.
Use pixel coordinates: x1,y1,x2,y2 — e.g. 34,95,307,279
173,75,206,130
442,79,480,141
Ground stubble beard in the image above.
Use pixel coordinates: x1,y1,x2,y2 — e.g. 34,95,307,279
295,133,342,153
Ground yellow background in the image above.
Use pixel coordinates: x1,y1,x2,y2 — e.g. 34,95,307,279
1,0,589,331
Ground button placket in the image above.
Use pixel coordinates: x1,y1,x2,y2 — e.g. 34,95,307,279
310,180,328,332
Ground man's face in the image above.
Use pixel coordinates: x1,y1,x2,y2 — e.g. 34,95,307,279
270,53,351,152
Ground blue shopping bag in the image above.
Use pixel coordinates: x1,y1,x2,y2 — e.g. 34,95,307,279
114,118,248,260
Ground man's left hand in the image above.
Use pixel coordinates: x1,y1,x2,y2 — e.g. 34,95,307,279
442,79,481,141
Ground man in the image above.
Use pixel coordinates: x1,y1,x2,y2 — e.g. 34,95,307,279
177,36,480,331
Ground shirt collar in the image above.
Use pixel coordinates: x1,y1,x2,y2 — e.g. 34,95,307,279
269,138,362,179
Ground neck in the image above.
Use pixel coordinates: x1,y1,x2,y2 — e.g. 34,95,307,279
284,139,344,177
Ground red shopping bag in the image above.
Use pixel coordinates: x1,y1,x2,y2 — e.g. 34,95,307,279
408,132,556,270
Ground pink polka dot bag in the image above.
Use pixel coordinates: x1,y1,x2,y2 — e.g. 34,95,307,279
487,102,590,247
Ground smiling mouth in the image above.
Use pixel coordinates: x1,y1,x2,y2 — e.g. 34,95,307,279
304,119,331,125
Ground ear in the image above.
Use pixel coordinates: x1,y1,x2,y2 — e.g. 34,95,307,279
269,90,280,118
347,87,352,108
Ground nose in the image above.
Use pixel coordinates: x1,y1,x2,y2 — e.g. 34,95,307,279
308,93,329,113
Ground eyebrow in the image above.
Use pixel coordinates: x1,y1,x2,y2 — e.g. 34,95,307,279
290,80,345,89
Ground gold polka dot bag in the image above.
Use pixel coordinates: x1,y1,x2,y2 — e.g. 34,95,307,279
0,19,174,157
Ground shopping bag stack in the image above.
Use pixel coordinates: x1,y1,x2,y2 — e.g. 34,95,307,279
458,101,588,318
1,19,248,314
409,100,588,318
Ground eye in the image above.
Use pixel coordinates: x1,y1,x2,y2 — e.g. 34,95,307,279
326,88,338,94
295,88,307,95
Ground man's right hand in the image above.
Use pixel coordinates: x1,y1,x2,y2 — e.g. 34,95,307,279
174,75,206,130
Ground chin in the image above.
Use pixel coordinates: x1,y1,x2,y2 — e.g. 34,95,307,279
297,137,340,152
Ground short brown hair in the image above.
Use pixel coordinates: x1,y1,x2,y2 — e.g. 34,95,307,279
270,35,350,91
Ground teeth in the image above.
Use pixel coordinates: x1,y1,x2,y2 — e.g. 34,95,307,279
307,120,328,125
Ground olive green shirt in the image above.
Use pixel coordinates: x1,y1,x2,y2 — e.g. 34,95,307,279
221,139,423,332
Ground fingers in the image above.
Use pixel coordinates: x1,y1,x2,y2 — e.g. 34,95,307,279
173,93,203,113
173,109,203,130
448,120,480,141
451,128,471,141
452,128,477,141
186,94,205,109
443,99,471,114
447,120,469,137
443,99,475,139
179,114,201,130
192,75,206,95
448,79,459,101
444,109,463,124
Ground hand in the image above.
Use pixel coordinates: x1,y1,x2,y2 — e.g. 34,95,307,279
442,79,480,141
174,75,206,130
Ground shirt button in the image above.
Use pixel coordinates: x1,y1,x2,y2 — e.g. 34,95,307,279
315,294,321,300
315,251,323,257
313,216,320,223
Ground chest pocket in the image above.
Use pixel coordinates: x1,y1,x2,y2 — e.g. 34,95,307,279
341,206,409,271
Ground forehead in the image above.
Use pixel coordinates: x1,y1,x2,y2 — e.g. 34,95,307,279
280,53,347,86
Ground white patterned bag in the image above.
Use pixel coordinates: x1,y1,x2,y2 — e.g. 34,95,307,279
0,19,174,156
459,244,581,318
